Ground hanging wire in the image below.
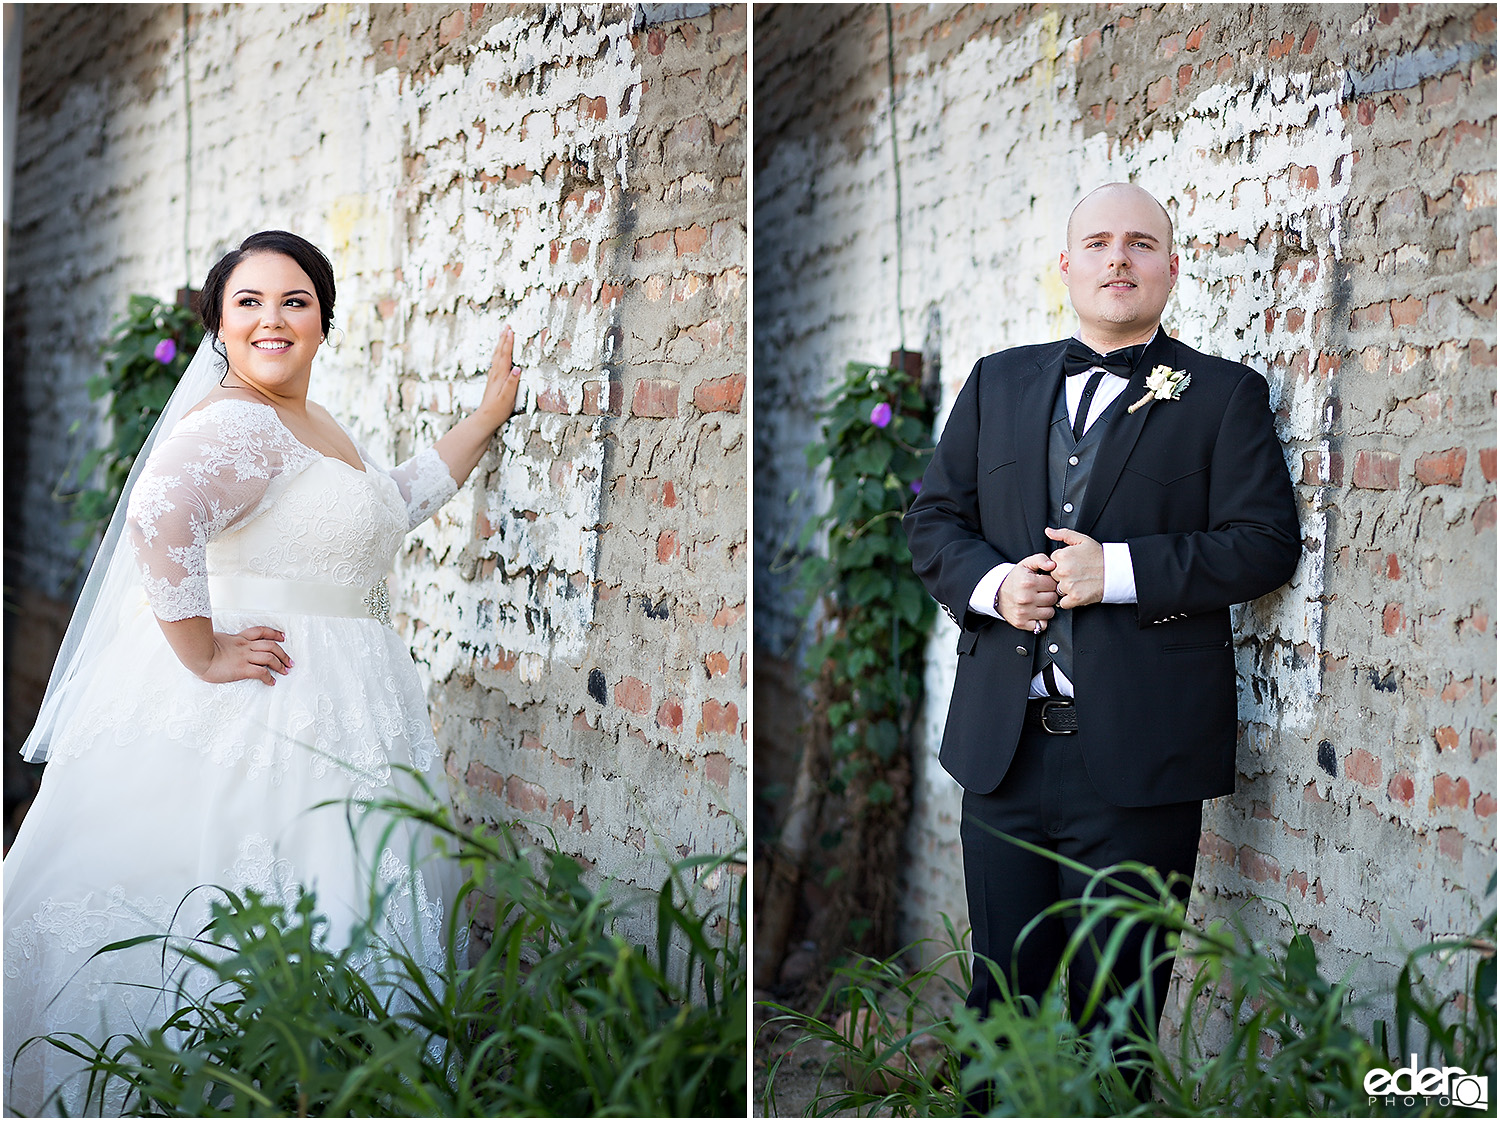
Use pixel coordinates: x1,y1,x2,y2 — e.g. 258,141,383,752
884,2,906,353
181,3,193,289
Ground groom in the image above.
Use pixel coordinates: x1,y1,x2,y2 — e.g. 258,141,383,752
904,184,1300,1058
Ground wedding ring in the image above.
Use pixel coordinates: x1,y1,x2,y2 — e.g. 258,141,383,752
1032,621,1042,634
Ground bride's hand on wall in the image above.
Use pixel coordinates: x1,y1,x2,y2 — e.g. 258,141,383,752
477,325,523,431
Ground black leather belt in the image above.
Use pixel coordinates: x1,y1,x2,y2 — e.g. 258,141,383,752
1025,697,1078,735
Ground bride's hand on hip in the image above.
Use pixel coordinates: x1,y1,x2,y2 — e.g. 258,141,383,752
477,325,524,431
202,626,293,686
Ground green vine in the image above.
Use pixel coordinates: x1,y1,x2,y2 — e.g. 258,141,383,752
798,360,935,790
67,294,202,547
790,358,935,969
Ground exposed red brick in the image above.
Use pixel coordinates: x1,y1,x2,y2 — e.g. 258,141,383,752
674,224,709,255
1388,772,1415,803
1473,728,1495,760
1382,603,1404,636
712,601,746,628
1390,296,1423,327
1199,831,1236,863
1353,450,1400,490
536,386,570,413
1414,448,1466,485
632,230,671,259
701,699,738,735
505,776,548,814
438,8,465,45
1345,747,1382,787
1435,726,1461,752
1349,302,1390,330
656,530,678,563
1474,496,1496,533
581,379,622,416
1238,845,1282,884
647,28,666,54
694,373,745,413
579,94,607,120
1146,75,1172,111
1479,448,1496,482
1436,826,1464,861
1433,773,1471,809
1287,870,1310,897
466,760,505,798
656,697,683,732
631,378,679,418
1475,793,1497,818
703,752,732,789
552,799,575,827
704,651,730,677
1185,20,1207,50
614,676,652,714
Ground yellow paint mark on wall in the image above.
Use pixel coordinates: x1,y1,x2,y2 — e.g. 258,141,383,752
1040,256,1072,339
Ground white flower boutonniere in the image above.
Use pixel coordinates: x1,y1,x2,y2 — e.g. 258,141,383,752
1127,365,1191,414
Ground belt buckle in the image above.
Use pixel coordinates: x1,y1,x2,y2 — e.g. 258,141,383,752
1040,699,1076,735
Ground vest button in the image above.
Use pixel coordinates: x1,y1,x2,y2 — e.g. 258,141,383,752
1049,643,1059,654
1015,645,1027,656
1069,455,1080,465
1063,502,1074,513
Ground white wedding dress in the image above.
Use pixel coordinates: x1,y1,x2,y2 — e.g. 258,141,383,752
4,398,463,1116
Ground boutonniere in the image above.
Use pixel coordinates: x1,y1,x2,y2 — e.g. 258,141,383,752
1127,365,1191,414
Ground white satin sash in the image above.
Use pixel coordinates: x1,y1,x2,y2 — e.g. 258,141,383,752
207,575,376,620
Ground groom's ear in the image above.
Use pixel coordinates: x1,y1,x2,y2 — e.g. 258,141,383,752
1169,251,1180,286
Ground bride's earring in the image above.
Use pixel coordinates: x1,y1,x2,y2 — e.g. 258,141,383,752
324,326,346,349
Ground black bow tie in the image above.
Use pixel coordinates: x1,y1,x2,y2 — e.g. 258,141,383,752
1062,339,1145,379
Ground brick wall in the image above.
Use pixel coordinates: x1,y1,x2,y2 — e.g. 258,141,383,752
7,2,746,926
754,1,1494,1037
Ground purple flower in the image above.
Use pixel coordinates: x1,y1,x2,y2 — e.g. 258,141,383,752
910,479,923,495
869,401,893,428
153,337,177,364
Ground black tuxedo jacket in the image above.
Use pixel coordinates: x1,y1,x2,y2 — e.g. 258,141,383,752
904,332,1300,806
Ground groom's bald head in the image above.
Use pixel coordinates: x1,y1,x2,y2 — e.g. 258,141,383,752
1066,183,1174,249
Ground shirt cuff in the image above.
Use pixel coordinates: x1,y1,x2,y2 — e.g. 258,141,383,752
1101,541,1137,604
969,563,1015,618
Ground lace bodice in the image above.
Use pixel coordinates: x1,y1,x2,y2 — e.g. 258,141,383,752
125,399,458,621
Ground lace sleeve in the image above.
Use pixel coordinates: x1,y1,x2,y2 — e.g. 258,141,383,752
125,400,314,621
386,447,460,530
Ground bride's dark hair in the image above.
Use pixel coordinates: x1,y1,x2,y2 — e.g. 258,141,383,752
199,230,338,344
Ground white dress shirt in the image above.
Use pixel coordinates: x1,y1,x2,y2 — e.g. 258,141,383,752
967,340,1145,697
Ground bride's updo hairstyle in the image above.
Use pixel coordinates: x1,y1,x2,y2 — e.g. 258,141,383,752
199,230,338,360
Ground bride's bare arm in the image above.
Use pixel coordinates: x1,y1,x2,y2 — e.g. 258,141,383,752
156,616,293,685
431,325,524,488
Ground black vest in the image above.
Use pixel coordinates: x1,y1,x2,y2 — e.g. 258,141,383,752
1033,381,1124,685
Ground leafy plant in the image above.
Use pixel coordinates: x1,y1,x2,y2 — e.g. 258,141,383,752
25,780,746,1117
761,840,1496,1118
766,359,935,981
795,361,934,799
66,294,202,547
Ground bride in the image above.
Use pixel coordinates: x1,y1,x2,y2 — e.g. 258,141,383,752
3,230,523,1115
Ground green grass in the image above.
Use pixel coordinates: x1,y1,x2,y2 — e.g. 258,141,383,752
761,836,1494,1118
21,778,746,1117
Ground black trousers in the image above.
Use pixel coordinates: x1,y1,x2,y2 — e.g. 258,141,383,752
959,721,1203,1039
